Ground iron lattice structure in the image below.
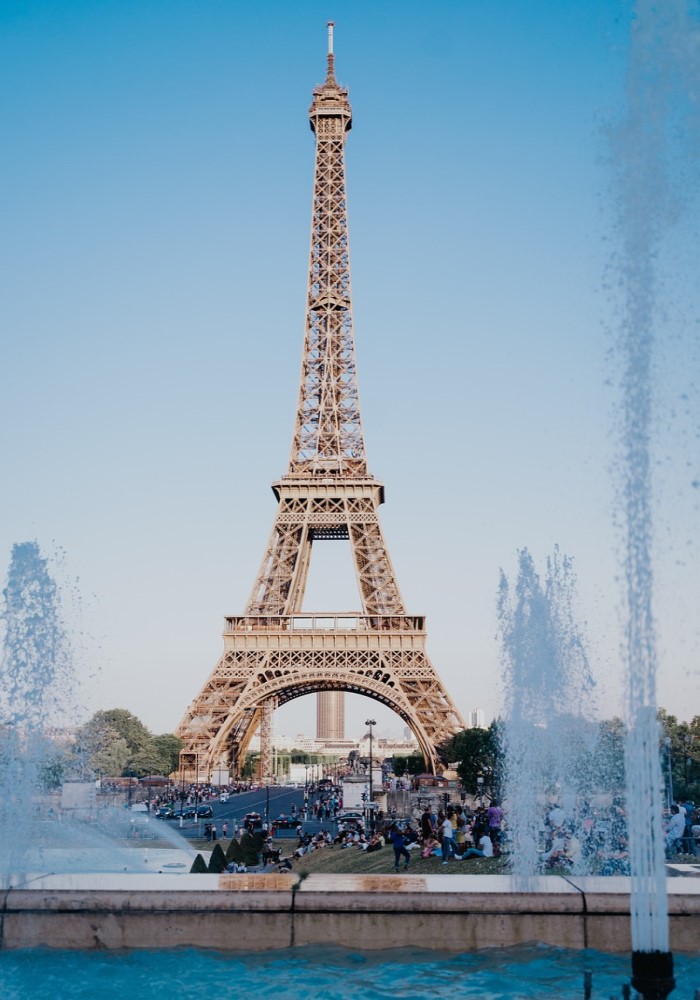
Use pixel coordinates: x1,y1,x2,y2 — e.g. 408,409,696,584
178,26,464,779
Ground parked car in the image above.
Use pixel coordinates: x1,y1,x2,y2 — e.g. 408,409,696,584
337,811,365,830
271,814,302,833
155,807,176,820
196,805,213,818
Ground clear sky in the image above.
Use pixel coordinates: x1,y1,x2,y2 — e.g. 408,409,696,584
1,0,698,741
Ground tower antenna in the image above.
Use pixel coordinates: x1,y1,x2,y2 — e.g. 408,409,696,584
326,21,336,80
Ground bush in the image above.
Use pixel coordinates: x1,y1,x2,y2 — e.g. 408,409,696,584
225,838,245,864
190,853,208,874
208,843,227,873
240,832,261,866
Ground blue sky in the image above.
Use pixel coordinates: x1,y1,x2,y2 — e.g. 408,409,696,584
1,0,698,741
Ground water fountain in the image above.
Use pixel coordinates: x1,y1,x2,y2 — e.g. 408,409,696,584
0,541,195,884
499,546,599,877
499,3,700,993
611,2,699,997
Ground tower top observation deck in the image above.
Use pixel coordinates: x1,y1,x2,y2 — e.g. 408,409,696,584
309,21,352,133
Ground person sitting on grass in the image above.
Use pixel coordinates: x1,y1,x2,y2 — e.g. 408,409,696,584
420,834,440,859
461,832,494,860
362,831,384,854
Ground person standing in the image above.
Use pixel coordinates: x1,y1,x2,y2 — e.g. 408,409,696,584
389,824,410,872
420,807,434,842
665,805,686,856
487,800,504,855
439,811,455,864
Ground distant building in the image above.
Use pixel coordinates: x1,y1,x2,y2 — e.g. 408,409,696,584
316,691,345,740
469,708,486,729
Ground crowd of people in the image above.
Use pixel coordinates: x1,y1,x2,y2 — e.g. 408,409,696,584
265,801,506,872
269,794,699,875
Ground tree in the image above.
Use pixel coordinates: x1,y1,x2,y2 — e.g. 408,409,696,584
443,721,503,799
91,737,130,778
391,752,425,776
151,733,183,775
72,709,181,780
658,709,700,801
591,717,626,793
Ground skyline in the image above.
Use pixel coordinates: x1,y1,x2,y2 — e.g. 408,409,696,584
1,1,698,739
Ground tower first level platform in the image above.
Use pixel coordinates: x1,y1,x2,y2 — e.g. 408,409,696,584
178,610,464,778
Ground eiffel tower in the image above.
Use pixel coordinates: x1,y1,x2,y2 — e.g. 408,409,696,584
178,24,464,780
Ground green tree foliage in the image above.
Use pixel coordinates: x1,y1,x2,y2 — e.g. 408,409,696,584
590,717,626,793
658,709,700,801
391,752,425,776
72,709,182,780
151,734,183,774
443,721,503,799
190,853,208,874
38,749,69,789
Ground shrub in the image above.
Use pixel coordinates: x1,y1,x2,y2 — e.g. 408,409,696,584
190,853,208,874
225,838,245,864
208,843,227,873
240,832,261,866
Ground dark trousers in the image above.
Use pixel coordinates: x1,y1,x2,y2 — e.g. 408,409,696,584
393,845,410,868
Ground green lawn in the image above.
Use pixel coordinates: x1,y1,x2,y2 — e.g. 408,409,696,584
192,837,508,876
293,844,507,876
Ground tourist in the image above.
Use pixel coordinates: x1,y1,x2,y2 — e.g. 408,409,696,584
681,801,695,854
364,831,384,854
389,824,410,871
665,804,686,856
420,807,434,841
439,811,456,864
462,832,494,860
421,834,440,859
547,803,566,831
487,800,504,847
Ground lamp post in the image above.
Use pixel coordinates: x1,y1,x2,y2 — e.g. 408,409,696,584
477,773,484,808
365,718,376,830
664,738,674,810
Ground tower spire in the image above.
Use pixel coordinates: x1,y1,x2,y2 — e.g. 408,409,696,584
293,21,357,476
326,20,336,82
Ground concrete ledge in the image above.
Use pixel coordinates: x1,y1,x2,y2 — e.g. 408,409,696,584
0,874,698,953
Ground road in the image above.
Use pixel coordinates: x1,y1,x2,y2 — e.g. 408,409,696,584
160,786,332,842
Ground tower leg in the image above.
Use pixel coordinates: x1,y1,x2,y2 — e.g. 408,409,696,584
259,697,276,781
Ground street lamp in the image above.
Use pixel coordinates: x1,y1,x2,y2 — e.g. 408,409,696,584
477,773,484,807
365,718,376,830
664,738,674,810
